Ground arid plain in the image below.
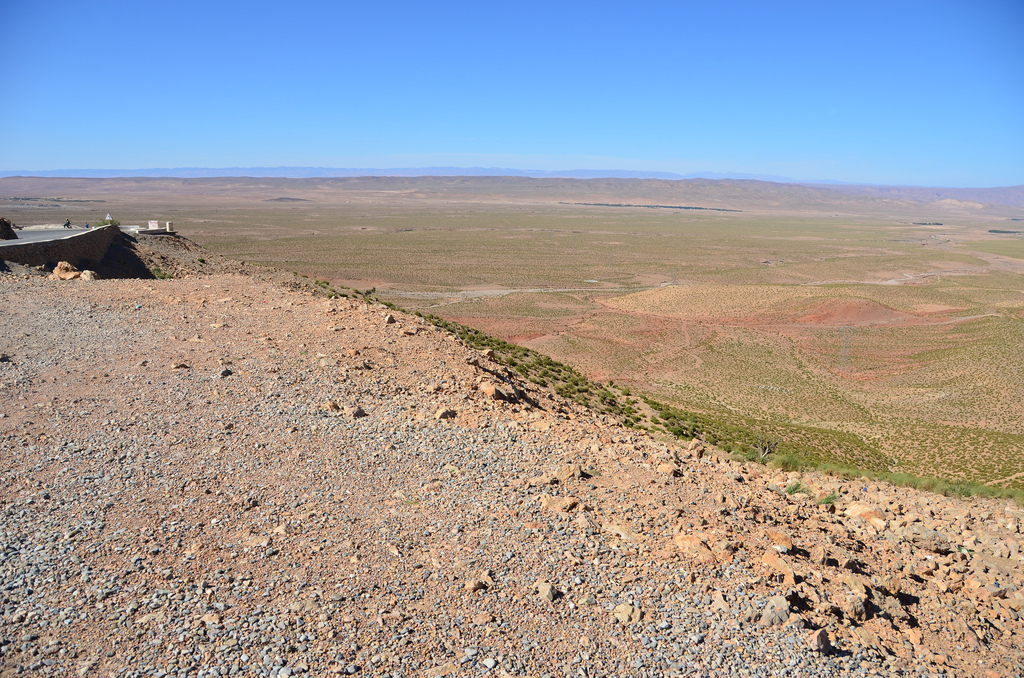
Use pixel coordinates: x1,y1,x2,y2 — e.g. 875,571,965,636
2,176,1023,489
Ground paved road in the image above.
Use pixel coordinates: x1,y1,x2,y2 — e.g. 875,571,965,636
0,228,90,247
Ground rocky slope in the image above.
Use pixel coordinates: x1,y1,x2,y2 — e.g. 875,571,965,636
1,254,1022,678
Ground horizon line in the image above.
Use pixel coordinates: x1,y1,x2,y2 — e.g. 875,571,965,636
1,166,1022,190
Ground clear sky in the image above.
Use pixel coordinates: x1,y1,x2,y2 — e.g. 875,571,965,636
1,0,1022,186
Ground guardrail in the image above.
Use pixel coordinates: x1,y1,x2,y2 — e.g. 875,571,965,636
0,224,121,267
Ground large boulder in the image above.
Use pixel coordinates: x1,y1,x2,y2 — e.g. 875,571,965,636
0,217,16,240
50,261,81,280
894,524,951,554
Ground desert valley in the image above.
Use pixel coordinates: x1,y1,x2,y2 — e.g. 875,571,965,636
1,176,1024,678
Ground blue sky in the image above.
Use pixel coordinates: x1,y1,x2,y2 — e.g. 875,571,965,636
1,0,1021,186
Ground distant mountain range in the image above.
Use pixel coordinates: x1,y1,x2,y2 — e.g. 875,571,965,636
0,166,815,183
1,168,1021,206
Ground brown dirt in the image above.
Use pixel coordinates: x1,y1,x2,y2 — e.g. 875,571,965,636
783,299,921,327
1,238,1023,678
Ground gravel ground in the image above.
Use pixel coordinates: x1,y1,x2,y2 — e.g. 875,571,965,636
1,270,1022,678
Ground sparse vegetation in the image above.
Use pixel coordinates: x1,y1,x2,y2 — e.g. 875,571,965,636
7,177,1021,491
785,481,811,495
754,434,780,463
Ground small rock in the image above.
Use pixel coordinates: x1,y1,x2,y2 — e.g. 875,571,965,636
539,494,578,512
50,261,81,280
845,502,888,531
838,574,871,597
766,529,793,554
842,594,869,622
575,512,600,533
527,473,556,487
535,581,558,602
612,603,642,624
479,381,508,401
759,596,790,626
895,524,951,553
657,462,681,477
604,523,646,544
674,533,715,564
807,629,831,653
434,407,457,420
556,464,582,483
761,549,796,586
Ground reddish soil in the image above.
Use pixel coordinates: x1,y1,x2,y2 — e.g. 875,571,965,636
784,299,923,327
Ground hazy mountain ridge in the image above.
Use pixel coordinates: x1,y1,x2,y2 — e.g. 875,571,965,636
0,166,794,181
807,183,1024,208
3,168,1021,206
1,167,688,180
1,175,1022,212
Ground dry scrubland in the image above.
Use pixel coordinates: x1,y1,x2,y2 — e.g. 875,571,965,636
5,264,1024,678
2,176,1023,490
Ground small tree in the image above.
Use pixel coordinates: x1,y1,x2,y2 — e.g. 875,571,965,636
754,434,780,463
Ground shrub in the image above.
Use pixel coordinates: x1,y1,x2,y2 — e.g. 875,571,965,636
785,481,810,495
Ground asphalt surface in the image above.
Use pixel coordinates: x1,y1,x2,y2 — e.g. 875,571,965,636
0,228,90,246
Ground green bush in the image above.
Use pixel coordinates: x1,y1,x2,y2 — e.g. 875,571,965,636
785,481,810,495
